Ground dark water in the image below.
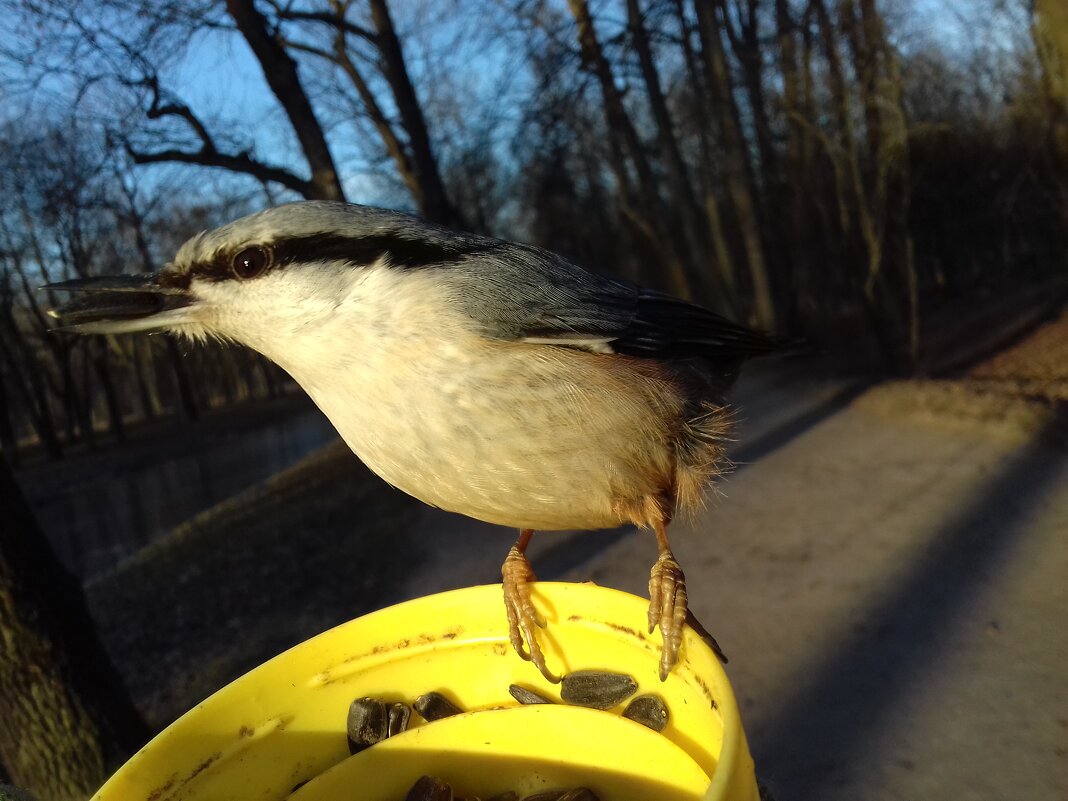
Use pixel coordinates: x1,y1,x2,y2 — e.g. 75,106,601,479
21,409,338,580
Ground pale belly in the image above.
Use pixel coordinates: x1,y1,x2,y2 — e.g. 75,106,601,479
299,341,684,531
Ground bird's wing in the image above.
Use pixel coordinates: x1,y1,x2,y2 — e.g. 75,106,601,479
446,243,778,362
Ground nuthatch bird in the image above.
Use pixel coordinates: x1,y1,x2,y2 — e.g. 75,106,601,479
47,201,777,681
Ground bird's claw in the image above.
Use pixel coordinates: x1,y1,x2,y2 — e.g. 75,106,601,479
502,546,560,683
648,551,688,681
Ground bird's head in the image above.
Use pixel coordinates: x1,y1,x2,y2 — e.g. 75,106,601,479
46,201,472,356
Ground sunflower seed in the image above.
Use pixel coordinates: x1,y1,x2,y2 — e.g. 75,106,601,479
558,790,599,801
519,791,598,801
388,702,412,737
622,694,669,732
414,691,463,721
508,684,553,705
346,697,388,753
560,671,638,710
405,775,453,801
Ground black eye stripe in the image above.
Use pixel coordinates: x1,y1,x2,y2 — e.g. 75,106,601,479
187,232,483,282
271,233,474,269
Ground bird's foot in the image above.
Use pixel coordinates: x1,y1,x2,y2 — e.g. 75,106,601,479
648,550,688,680
502,545,560,683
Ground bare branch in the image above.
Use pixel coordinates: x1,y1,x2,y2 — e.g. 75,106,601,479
135,74,217,152
269,5,377,45
125,143,315,198
278,37,339,63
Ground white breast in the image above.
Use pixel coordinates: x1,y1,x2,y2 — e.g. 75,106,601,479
249,264,682,531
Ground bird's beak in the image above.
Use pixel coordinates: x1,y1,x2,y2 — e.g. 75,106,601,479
44,273,196,335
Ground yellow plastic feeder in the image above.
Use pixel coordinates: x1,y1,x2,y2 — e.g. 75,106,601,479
93,583,759,801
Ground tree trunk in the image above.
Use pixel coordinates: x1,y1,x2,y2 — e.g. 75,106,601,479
78,348,98,451
694,0,777,329
724,0,791,316
672,0,739,307
330,32,427,214
0,369,19,464
0,459,148,800
0,311,62,459
775,0,811,323
568,0,692,298
57,352,88,449
832,0,915,372
724,0,779,188
225,0,345,202
843,0,881,166
91,343,125,442
166,339,199,421
857,0,917,371
1034,0,1068,229
130,340,158,422
626,0,729,307
811,0,858,239
366,0,460,227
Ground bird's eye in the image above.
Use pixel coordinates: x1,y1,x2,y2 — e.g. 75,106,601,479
231,246,270,280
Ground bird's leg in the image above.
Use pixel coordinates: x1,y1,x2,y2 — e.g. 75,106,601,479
648,518,689,681
502,529,560,683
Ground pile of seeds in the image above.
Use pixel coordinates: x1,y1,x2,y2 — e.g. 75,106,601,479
403,775,599,801
347,670,669,753
344,670,669,799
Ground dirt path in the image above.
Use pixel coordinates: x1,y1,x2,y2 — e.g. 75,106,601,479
85,309,1068,800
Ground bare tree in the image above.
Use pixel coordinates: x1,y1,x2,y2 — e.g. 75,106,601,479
625,0,732,304
269,0,461,224
8,0,346,202
567,0,698,298
839,0,917,371
694,0,777,328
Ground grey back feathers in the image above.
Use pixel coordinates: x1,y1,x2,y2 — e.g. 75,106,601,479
176,200,777,364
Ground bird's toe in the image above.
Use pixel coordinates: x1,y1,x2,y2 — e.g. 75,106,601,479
648,552,688,680
502,547,560,683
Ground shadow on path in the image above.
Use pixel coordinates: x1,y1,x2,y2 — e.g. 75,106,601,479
751,410,1068,799
730,381,869,468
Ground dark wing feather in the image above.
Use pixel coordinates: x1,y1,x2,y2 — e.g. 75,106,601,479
617,288,778,359
446,243,777,363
